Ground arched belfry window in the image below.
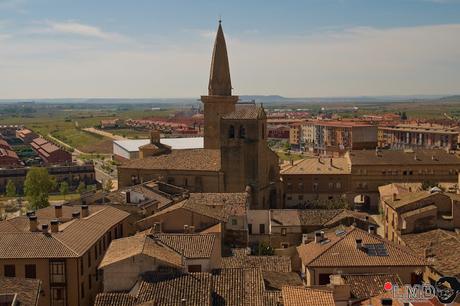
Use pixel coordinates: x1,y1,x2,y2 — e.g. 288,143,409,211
239,126,246,139
228,125,235,138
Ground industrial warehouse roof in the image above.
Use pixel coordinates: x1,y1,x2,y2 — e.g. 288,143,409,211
114,137,203,153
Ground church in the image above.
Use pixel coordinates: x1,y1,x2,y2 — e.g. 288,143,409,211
118,21,282,209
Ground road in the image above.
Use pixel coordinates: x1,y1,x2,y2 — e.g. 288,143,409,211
83,127,127,140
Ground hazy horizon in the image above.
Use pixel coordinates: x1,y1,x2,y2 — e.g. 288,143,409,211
1,0,460,99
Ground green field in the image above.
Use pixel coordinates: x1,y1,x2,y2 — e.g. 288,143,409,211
0,106,175,154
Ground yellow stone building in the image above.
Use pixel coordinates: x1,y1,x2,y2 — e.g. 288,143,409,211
118,21,282,209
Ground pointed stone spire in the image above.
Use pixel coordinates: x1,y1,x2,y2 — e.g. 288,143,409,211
208,20,232,96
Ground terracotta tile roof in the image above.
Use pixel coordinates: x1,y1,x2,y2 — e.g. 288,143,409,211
348,149,460,165
341,273,403,301
383,190,439,210
212,268,265,306
281,156,351,174
94,293,138,306
281,286,335,306
297,227,428,267
262,271,304,291
0,205,129,258
0,277,41,306
137,192,247,228
99,234,182,269
222,104,265,120
153,233,216,259
119,149,221,171
270,209,375,228
264,291,283,306
137,272,213,306
378,182,422,199
402,229,460,278
221,248,292,272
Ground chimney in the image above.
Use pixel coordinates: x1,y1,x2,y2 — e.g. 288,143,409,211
150,129,160,144
72,211,80,219
314,231,323,243
183,225,189,234
189,225,195,233
153,222,162,233
26,210,35,217
181,298,186,306
29,215,38,232
355,238,363,249
50,219,59,233
54,204,62,219
414,154,417,161
392,193,398,201
368,225,376,235
41,224,49,234
330,158,333,167
125,191,131,204
365,216,369,222
81,205,89,218
290,159,294,166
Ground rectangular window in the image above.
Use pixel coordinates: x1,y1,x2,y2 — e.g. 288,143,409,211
87,251,91,268
95,245,98,261
259,224,265,234
281,228,287,236
88,274,92,290
187,265,202,273
25,264,36,279
298,195,303,200
80,258,84,276
50,261,65,284
4,265,15,277
231,218,237,226
248,224,252,234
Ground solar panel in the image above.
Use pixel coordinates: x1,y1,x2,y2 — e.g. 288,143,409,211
363,243,389,256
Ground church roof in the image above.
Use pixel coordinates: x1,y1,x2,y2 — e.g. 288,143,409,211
118,149,221,172
222,104,265,120
208,21,232,96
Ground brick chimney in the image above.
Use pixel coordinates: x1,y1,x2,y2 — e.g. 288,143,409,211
29,215,38,232
50,219,59,233
72,211,80,219
368,225,376,235
54,204,62,219
81,205,89,218
41,224,49,234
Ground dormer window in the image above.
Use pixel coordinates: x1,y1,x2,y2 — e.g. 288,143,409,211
228,125,235,138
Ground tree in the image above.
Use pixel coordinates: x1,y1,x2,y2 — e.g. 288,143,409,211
77,181,86,194
104,179,114,192
401,111,408,120
5,180,16,197
59,181,69,200
256,241,275,256
24,167,56,210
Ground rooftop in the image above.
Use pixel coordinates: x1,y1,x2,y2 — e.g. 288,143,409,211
380,123,459,134
341,273,403,301
0,277,41,306
0,205,130,258
281,286,335,306
220,248,292,272
347,149,460,166
402,229,460,278
281,157,350,175
119,148,220,171
382,190,442,210
114,137,204,153
137,192,247,228
297,227,427,268
222,104,265,120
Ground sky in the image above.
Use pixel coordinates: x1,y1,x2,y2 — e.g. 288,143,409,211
1,0,460,99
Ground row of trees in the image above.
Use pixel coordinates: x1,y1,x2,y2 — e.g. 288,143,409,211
4,168,112,210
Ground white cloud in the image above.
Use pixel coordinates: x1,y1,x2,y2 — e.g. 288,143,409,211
0,23,460,98
39,21,127,42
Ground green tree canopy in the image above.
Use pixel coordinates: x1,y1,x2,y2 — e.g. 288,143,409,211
5,180,16,197
104,179,114,192
24,167,56,210
77,181,86,194
59,181,69,200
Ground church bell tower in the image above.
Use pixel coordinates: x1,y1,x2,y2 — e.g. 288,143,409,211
201,20,238,149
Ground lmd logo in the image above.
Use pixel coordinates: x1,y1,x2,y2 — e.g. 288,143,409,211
384,277,460,304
